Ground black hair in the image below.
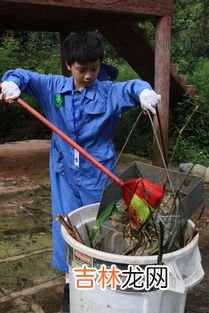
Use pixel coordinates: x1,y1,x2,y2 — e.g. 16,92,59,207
63,32,104,65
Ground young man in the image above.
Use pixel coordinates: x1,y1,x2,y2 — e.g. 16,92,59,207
0,32,161,312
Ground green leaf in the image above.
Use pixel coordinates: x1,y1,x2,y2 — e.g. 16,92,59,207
90,201,116,241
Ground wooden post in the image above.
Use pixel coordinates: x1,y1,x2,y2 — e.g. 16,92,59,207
153,15,171,167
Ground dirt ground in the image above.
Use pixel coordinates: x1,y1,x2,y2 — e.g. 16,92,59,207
0,140,208,313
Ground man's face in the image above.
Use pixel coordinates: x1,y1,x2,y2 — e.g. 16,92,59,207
68,60,101,89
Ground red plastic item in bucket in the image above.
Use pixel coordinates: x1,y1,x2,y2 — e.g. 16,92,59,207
123,178,164,225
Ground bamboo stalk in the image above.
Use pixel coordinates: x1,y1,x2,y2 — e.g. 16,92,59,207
0,276,64,304
0,248,52,264
56,214,84,244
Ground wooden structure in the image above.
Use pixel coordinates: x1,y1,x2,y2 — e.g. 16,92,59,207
0,0,181,166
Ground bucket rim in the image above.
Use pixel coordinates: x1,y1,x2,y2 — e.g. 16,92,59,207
61,203,199,265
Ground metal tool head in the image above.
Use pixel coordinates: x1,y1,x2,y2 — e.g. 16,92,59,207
98,161,204,219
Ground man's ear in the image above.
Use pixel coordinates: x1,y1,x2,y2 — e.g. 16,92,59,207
66,62,71,71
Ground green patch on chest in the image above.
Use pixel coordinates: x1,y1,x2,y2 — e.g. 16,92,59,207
54,93,64,107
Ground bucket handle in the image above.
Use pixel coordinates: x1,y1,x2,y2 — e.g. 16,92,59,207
166,247,204,293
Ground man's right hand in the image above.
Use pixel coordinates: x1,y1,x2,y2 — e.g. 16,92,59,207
0,81,21,102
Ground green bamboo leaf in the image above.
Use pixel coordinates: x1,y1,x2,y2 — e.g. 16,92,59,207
91,201,116,241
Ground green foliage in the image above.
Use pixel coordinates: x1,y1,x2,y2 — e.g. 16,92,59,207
168,96,209,166
0,36,21,75
114,106,152,157
116,62,139,82
169,139,209,167
189,58,209,104
168,0,209,166
0,32,60,77
0,32,60,142
23,32,60,74
171,0,209,74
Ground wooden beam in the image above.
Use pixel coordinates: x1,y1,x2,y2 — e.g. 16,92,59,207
1,0,174,17
152,15,172,167
102,23,155,84
0,2,138,32
102,23,187,108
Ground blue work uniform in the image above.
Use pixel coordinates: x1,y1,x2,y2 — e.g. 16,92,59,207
2,69,152,273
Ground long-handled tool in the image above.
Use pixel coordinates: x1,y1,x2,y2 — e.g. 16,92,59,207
15,97,164,218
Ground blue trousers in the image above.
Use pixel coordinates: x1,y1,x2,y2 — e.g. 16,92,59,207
50,170,104,273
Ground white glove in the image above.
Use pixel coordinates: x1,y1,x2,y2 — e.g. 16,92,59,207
0,81,21,100
139,88,161,114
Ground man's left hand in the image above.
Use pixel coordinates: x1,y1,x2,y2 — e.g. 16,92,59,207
139,89,161,114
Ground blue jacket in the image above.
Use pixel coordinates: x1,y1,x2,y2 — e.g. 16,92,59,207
2,68,152,273
2,69,151,189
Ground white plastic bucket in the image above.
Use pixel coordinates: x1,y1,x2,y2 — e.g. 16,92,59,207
61,203,204,313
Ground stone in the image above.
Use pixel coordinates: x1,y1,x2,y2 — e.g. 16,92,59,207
191,164,207,177
204,168,209,184
179,163,193,173
179,163,209,181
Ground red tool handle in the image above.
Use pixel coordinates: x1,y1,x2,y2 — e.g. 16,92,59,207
16,98,125,188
